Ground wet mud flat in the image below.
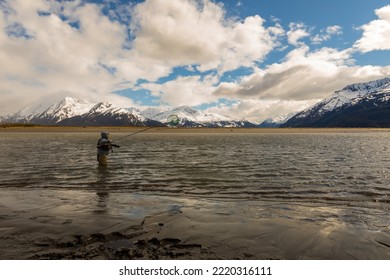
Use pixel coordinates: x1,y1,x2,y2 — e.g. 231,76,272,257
1,189,389,260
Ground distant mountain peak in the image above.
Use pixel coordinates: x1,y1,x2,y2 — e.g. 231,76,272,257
340,77,390,92
42,97,94,121
175,105,197,114
259,112,296,127
282,77,390,127
140,105,257,127
91,102,112,110
2,97,259,128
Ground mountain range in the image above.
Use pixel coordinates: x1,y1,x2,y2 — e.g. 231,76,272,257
2,77,389,128
281,77,390,127
141,106,257,128
1,97,257,127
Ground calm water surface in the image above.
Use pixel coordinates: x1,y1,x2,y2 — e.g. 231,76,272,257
1,131,390,229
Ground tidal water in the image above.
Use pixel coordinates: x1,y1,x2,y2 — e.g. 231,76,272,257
1,131,390,233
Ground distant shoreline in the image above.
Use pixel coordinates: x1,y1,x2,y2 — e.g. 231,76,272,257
1,125,390,134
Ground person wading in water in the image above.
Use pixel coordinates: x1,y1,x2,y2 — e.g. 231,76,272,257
96,131,120,166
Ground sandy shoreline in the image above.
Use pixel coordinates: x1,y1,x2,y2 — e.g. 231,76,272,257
1,189,389,260
2,125,390,134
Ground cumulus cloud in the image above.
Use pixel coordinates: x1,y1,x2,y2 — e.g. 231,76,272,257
212,45,390,102
354,5,390,52
311,25,342,44
139,42,390,122
0,0,284,114
287,22,310,46
205,99,316,123
327,25,343,35
0,0,389,123
0,0,136,113
131,0,284,73
140,75,218,107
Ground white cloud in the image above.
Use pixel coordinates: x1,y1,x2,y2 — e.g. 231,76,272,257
311,25,342,44
354,5,390,52
0,0,135,113
212,45,390,102
0,0,389,123
136,49,361,120
131,0,284,73
205,99,316,123
326,25,343,35
141,75,218,107
287,22,310,46
0,0,285,114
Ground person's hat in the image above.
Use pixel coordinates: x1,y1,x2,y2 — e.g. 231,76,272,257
101,131,109,138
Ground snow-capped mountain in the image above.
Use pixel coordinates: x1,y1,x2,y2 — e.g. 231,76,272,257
141,105,258,127
3,97,161,126
5,97,94,124
35,97,95,124
2,97,257,127
140,107,167,120
259,113,296,128
59,102,163,126
141,105,226,126
282,77,390,127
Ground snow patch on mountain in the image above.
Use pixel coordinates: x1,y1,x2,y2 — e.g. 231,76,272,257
3,97,257,127
259,112,296,127
282,77,390,127
144,106,231,123
6,97,94,123
87,102,131,116
125,107,148,122
139,105,257,127
295,78,390,119
40,97,94,122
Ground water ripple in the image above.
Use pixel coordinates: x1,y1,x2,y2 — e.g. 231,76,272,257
1,132,390,211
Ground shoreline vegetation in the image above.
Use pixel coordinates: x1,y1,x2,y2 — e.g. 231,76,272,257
2,124,390,133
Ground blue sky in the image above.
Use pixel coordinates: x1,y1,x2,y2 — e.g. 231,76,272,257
1,0,389,121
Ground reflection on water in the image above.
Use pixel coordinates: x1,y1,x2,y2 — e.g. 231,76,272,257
0,131,390,229
95,166,110,213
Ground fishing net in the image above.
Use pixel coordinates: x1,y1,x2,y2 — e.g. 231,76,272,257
167,114,180,127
